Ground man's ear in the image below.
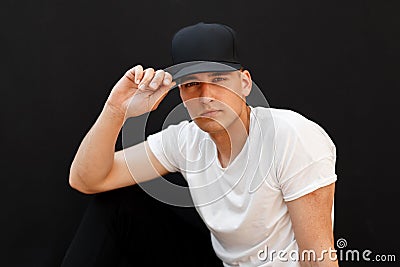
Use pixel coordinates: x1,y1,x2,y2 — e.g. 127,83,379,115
240,70,252,97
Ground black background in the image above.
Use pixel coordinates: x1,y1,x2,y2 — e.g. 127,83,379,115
1,0,399,266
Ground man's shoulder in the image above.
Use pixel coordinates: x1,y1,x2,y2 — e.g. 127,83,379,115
257,107,335,154
158,120,194,131
156,119,205,139
252,106,329,143
252,106,310,130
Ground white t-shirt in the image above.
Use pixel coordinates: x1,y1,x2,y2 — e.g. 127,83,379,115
147,107,337,266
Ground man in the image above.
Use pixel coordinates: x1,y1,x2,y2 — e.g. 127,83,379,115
68,22,338,266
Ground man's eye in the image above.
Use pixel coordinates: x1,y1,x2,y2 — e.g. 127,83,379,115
212,77,226,83
184,82,200,88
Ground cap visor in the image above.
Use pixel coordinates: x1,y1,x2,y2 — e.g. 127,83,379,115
165,61,242,82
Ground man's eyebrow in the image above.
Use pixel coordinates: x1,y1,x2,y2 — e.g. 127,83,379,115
179,72,233,83
207,72,232,77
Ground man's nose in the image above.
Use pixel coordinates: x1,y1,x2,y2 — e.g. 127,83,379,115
198,82,214,104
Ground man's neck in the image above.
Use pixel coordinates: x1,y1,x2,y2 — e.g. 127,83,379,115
209,105,251,168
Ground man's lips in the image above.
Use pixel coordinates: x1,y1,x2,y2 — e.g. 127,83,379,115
199,110,222,117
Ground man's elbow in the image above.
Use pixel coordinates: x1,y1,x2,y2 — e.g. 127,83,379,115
68,168,101,195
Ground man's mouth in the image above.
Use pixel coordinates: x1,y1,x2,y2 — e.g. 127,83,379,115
199,109,222,117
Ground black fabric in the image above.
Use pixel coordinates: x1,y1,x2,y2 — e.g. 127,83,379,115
167,61,241,82
61,186,222,267
168,22,243,81
171,22,241,66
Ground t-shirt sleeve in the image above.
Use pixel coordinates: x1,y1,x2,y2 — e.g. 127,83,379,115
146,121,188,173
274,112,337,202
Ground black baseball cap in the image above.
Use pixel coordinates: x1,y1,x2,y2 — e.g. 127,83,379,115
166,22,243,81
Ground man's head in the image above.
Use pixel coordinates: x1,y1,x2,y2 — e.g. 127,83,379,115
169,22,253,133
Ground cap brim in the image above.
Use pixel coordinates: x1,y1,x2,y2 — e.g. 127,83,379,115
165,61,242,82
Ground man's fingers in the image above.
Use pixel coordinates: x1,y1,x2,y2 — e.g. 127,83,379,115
163,72,173,86
123,66,173,93
149,70,165,89
123,65,143,85
134,65,144,84
138,68,155,90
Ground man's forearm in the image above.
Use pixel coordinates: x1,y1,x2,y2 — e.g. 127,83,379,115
299,245,339,267
69,102,125,192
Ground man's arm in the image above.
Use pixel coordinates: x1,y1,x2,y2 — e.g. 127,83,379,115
286,183,339,267
69,65,174,194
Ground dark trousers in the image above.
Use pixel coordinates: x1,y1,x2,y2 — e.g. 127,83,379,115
61,185,222,266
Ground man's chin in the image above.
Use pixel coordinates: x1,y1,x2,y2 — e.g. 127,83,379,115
193,118,226,133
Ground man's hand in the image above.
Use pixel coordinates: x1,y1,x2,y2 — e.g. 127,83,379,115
106,65,176,118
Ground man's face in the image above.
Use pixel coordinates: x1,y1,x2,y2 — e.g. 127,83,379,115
178,70,252,133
